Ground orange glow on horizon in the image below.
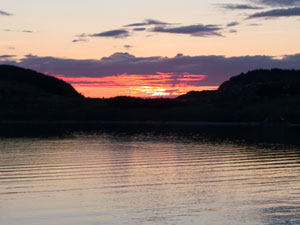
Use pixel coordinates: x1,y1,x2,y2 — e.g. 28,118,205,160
54,73,218,98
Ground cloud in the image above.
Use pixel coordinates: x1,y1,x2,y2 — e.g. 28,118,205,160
0,55,16,59
90,29,130,38
124,45,133,49
133,27,146,31
72,39,87,43
248,23,262,26
77,19,229,41
218,4,263,10
151,24,222,37
76,33,87,38
248,7,300,19
0,10,12,16
2,53,300,86
227,22,239,27
253,0,300,6
22,30,33,33
73,33,88,42
3,29,33,33
54,73,207,89
75,19,167,41
125,19,170,27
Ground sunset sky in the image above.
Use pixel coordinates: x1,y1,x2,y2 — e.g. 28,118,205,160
1,0,300,97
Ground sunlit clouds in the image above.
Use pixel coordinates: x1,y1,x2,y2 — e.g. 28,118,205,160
54,73,214,98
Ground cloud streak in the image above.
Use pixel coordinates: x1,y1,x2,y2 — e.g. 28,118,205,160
3,29,34,33
0,10,12,16
227,22,239,27
151,24,222,37
125,19,170,27
0,55,16,59
218,4,263,10
22,30,33,33
133,27,146,31
248,7,300,18
90,29,130,38
72,38,87,43
54,73,207,88
124,45,133,49
253,0,300,6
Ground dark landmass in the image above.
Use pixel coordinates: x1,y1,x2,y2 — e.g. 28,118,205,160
1,65,300,124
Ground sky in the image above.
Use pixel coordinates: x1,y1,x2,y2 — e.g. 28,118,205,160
1,0,300,97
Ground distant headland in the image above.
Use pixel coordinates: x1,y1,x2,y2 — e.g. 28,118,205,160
1,65,300,124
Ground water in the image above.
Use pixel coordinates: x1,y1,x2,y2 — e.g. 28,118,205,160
0,124,300,225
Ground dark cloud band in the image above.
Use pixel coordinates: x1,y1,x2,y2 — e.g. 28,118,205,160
2,53,300,86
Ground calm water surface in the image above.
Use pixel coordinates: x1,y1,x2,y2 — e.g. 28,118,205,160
0,124,300,225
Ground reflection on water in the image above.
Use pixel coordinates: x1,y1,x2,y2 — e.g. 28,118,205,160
0,124,300,225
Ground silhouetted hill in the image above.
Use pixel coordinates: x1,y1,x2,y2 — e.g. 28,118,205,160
176,69,300,123
179,69,300,103
0,65,82,98
0,65,84,120
218,69,300,101
220,69,300,89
